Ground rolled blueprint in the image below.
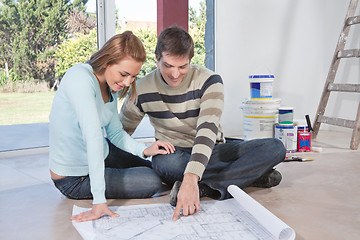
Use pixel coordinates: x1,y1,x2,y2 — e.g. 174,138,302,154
227,185,296,240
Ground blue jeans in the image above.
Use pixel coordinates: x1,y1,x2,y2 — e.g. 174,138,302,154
52,140,162,200
152,138,286,200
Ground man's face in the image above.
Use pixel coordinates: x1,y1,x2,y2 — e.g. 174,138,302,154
158,52,190,87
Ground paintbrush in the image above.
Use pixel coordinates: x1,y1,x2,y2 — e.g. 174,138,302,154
284,156,314,162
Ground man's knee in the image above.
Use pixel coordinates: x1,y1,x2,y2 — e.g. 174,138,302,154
152,153,188,181
273,137,286,151
269,138,286,163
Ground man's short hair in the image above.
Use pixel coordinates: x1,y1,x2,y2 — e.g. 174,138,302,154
155,26,194,61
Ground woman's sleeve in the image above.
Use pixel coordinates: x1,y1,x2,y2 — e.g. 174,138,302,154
106,98,147,158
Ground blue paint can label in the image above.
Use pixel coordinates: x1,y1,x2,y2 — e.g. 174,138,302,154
249,75,274,99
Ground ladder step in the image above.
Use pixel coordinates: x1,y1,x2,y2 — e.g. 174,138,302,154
337,49,360,58
317,115,355,129
327,83,360,92
346,15,360,25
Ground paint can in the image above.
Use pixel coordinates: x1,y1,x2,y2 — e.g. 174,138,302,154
297,125,308,132
249,75,274,99
242,98,281,140
278,107,294,125
297,126,311,152
274,123,297,153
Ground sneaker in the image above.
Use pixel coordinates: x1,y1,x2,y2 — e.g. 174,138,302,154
250,169,282,188
169,181,221,207
198,183,221,199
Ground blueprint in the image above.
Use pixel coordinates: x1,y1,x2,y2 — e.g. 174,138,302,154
72,185,295,240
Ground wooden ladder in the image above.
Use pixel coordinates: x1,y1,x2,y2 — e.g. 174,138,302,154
312,0,360,150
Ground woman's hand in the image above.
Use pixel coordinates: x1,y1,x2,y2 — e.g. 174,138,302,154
70,203,119,222
143,140,175,157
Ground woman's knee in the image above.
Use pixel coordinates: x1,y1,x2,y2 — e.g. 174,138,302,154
147,169,163,188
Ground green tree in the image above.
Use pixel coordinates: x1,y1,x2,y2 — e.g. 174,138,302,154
0,0,88,87
54,29,97,80
132,28,158,79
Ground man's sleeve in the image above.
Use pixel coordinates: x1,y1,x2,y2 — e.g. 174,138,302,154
184,75,224,180
119,96,145,135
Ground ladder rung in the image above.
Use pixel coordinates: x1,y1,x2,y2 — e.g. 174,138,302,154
337,49,360,58
346,15,360,25
317,115,355,129
327,83,360,92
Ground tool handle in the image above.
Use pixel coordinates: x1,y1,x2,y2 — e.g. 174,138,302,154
305,115,314,132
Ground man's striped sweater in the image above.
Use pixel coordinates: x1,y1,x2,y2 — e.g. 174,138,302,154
120,65,225,179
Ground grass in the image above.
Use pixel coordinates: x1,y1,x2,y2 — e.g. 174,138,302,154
0,92,56,125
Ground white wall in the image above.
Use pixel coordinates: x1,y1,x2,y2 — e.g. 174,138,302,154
215,0,360,137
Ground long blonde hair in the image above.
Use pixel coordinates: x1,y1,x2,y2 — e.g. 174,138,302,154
88,31,146,101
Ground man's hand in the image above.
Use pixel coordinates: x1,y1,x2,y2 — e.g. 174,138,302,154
172,173,200,221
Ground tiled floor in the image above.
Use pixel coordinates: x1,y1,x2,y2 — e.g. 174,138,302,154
0,129,359,240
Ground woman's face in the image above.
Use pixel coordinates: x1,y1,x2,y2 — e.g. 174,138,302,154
103,57,142,92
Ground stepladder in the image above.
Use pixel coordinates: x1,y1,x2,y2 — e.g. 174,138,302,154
312,0,360,150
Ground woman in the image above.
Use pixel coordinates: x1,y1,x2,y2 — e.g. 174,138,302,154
49,31,174,222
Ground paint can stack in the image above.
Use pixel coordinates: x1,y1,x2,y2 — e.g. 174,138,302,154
241,71,313,152
242,74,281,140
274,114,312,153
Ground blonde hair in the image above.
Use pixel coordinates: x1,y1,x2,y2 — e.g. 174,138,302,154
88,31,146,101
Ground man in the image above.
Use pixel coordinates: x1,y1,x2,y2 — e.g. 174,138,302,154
119,26,286,221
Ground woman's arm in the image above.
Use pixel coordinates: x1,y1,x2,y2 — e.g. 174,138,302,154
107,100,175,158
62,65,107,205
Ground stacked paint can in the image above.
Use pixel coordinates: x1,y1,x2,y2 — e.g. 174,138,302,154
242,98,281,140
275,107,297,153
242,74,281,140
249,74,274,99
278,107,294,125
